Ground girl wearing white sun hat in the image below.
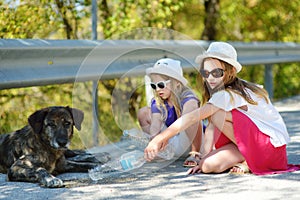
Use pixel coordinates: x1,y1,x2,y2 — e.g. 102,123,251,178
195,41,242,73
144,42,300,175
138,58,203,167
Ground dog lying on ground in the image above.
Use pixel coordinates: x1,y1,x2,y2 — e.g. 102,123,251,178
0,106,109,188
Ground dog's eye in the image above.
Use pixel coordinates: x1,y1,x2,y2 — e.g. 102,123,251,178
64,122,71,127
47,123,56,128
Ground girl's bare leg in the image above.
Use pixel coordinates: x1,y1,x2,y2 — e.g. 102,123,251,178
200,122,215,157
183,121,203,166
137,106,151,133
188,109,246,174
211,109,236,144
186,120,203,151
182,100,203,157
188,143,245,174
201,143,245,173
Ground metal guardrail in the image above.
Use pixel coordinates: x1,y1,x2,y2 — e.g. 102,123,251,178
1,39,299,142
1,39,300,95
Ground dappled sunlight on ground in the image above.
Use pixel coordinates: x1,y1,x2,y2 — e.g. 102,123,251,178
0,96,299,199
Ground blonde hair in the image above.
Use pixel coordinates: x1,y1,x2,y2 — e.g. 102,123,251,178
151,74,197,122
197,58,269,105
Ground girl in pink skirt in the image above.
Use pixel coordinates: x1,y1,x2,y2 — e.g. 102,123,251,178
144,42,300,175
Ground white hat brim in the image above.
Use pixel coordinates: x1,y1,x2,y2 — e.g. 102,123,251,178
195,53,242,73
146,67,188,86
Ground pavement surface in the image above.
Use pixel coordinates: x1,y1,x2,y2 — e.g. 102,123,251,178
1,96,300,200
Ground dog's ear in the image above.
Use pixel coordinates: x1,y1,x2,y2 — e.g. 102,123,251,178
66,107,84,131
28,108,49,134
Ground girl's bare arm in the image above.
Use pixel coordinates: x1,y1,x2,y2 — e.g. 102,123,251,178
149,113,163,139
200,122,215,157
145,103,220,160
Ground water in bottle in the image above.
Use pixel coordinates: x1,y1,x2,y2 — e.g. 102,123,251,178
89,150,145,181
123,128,175,160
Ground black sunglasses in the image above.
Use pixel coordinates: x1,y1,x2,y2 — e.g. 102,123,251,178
150,80,170,90
200,68,224,78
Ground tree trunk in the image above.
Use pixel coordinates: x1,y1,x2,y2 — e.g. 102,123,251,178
99,0,111,38
100,0,110,20
201,0,220,40
55,0,75,39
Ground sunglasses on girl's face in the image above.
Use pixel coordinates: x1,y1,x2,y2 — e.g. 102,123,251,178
150,80,170,90
199,68,224,78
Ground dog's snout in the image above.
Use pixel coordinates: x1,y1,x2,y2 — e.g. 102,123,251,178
56,137,68,147
55,129,70,148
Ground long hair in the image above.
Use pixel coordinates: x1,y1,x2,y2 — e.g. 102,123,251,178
197,58,269,105
151,74,197,122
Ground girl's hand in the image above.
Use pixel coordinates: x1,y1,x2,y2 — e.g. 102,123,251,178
144,134,168,161
186,165,202,175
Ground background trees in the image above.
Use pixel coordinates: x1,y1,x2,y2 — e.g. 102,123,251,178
0,0,299,148
1,0,299,42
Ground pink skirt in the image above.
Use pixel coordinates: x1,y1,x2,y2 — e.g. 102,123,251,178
214,109,300,175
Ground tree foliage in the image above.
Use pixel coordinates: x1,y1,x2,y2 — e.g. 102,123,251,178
217,0,300,42
0,0,55,38
0,0,90,39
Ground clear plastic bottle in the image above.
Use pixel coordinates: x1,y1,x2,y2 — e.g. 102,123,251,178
123,128,175,160
89,129,176,181
89,150,145,181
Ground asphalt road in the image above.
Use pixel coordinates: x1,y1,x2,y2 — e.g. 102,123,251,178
1,96,300,200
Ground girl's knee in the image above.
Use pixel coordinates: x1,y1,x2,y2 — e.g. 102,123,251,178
201,159,214,173
137,107,150,121
211,110,232,124
137,107,151,129
201,159,224,173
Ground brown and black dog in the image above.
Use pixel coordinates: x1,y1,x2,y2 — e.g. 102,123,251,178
0,106,109,188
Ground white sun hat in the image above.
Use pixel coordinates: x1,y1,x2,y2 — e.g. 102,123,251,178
146,58,188,86
195,42,242,73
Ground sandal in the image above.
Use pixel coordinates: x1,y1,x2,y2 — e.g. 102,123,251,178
229,163,250,175
183,151,201,168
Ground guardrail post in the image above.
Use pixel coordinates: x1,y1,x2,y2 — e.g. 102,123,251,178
264,64,273,100
92,82,99,145
91,0,99,146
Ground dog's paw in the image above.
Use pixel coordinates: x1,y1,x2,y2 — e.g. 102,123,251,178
93,152,111,164
40,176,64,188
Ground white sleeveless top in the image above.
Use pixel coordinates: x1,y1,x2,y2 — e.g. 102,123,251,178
208,89,290,147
